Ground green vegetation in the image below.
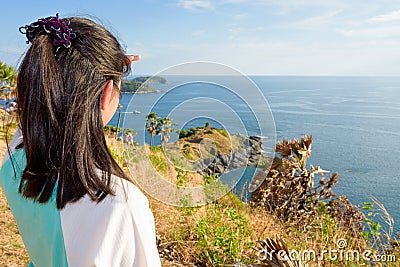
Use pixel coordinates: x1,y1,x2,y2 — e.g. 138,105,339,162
122,128,137,137
164,150,190,170
104,126,138,147
151,134,399,266
215,128,228,138
361,201,386,245
0,121,18,141
182,143,192,160
148,146,168,174
203,175,230,204
132,76,167,84
177,124,232,159
104,126,136,137
120,76,167,94
0,61,17,103
145,112,177,147
179,127,201,138
145,112,159,146
179,125,228,139
196,204,253,265
120,79,157,93
104,125,121,134
107,146,125,166
176,167,189,187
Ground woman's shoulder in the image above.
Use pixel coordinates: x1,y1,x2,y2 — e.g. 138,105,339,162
110,174,150,208
67,172,150,214
61,174,159,267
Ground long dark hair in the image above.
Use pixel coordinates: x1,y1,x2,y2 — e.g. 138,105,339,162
16,17,131,209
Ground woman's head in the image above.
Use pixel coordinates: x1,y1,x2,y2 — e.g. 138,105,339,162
16,14,132,209
18,15,131,125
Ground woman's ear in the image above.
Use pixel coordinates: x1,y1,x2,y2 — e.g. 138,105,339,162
101,80,114,111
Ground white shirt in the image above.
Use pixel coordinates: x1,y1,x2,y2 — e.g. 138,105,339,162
1,128,161,267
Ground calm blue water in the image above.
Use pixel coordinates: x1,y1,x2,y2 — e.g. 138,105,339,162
110,76,400,233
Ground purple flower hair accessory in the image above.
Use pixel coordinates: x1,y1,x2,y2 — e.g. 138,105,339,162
19,13,76,56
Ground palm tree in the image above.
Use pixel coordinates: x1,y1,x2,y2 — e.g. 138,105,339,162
156,117,177,148
146,112,158,146
0,61,17,100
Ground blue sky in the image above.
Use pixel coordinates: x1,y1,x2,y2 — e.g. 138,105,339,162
1,0,400,75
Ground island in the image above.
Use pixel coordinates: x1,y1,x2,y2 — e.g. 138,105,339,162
131,76,168,84
120,76,167,94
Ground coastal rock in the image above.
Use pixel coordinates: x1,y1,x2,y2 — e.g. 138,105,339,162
198,135,263,176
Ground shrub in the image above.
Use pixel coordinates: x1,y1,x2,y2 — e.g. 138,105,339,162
148,146,168,174
251,135,365,233
216,128,229,137
104,125,121,136
195,204,253,266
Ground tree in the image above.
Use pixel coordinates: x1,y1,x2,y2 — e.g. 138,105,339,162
122,128,137,137
0,61,17,100
156,117,178,148
146,112,159,146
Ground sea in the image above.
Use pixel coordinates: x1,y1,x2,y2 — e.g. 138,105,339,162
109,76,400,233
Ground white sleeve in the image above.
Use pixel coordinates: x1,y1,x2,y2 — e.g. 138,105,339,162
60,178,161,267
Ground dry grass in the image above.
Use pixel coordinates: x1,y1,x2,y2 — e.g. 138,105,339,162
143,135,400,266
177,128,232,158
0,188,29,267
153,194,400,266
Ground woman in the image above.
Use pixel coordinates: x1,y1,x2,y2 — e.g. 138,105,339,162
0,14,161,266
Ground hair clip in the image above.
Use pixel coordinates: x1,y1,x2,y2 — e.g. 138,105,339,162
19,13,76,57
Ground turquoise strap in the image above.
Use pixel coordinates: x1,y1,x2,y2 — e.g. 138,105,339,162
0,149,68,267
